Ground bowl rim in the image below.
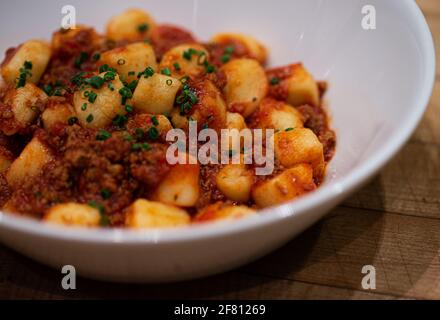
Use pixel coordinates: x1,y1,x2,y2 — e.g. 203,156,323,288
0,0,436,244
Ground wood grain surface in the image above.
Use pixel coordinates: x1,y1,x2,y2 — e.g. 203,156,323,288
0,0,439,300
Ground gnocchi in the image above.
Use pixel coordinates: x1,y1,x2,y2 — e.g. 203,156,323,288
106,9,156,41
42,100,75,131
132,73,181,114
100,42,158,83
6,135,53,189
0,83,48,135
159,44,210,79
249,98,303,132
216,157,253,202
0,9,335,229
44,203,101,227
125,199,190,229
73,72,125,129
1,40,51,86
152,153,200,207
274,128,325,178
221,58,268,117
194,202,256,223
252,164,316,208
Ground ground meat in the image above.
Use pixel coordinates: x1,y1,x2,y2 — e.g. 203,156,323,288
7,126,175,225
207,40,251,68
0,174,10,207
198,164,225,209
130,143,172,189
265,66,293,101
297,104,336,161
151,25,197,60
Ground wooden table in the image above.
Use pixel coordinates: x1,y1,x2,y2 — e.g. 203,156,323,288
0,0,439,300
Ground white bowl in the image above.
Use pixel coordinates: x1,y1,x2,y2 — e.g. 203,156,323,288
0,0,435,282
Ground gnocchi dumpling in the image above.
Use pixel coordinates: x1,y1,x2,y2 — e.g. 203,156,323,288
44,203,101,227
73,72,125,129
194,202,256,223
249,98,303,132
42,100,75,131
211,33,268,64
159,44,209,79
125,199,190,229
6,135,54,189
274,128,325,178
1,40,51,86
171,80,227,133
106,9,156,41
252,164,316,208
152,153,200,207
1,83,48,135
132,73,181,114
221,58,268,117
216,158,253,203
286,64,320,107
224,112,248,153
100,42,157,83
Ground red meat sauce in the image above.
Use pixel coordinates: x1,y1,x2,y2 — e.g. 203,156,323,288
0,23,336,223
6,125,173,226
266,65,336,162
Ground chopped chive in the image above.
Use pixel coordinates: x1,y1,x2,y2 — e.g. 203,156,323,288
99,64,109,73
138,66,155,78
204,63,215,74
148,127,159,140
88,91,97,103
135,128,144,139
113,114,128,127
74,51,88,68
87,200,109,226
86,114,94,123
81,103,87,111
137,23,149,33
161,67,171,76
118,86,133,104
132,142,151,151
16,60,33,88
151,115,159,126
85,75,105,89
224,46,235,54
92,53,101,61
101,189,111,199
68,116,78,126
221,54,231,64
125,105,133,113
270,77,280,85
285,127,295,132
104,70,116,81
24,61,33,69
96,129,112,141
173,62,181,71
